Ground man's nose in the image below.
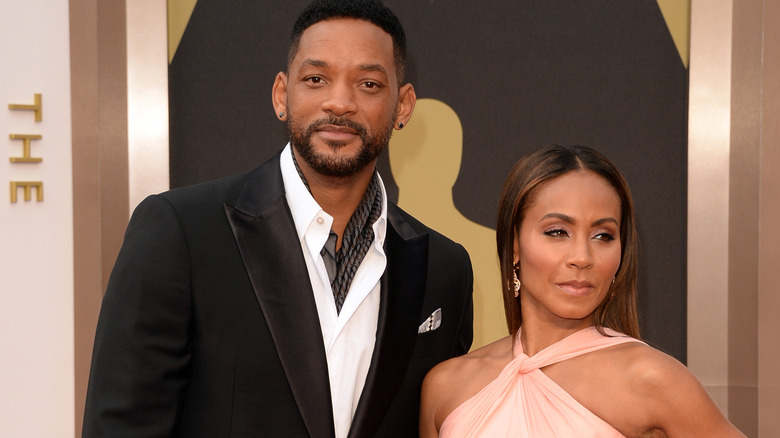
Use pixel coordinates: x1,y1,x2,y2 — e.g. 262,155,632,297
321,82,358,116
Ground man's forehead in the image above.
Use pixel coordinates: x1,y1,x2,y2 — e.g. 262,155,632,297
293,18,394,63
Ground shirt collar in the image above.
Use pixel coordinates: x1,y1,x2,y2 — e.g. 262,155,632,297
280,143,388,246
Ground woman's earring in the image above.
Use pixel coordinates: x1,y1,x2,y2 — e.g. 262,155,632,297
513,270,521,297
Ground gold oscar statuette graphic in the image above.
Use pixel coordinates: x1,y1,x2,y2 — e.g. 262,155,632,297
390,98,505,349
10,181,44,203
8,93,42,122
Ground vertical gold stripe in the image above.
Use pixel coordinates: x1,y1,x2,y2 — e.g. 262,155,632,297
168,0,198,63
657,0,691,67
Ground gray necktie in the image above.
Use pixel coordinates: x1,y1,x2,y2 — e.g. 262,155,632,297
321,230,338,285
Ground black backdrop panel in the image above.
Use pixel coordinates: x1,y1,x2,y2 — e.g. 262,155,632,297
169,0,688,361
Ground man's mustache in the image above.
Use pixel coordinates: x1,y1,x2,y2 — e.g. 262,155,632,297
306,116,368,137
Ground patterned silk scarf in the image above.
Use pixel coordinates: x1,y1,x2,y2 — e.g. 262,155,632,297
292,152,383,313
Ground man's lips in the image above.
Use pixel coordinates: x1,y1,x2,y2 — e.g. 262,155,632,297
557,281,595,296
315,125,359,142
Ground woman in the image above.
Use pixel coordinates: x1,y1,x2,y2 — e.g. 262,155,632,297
420,145,744,437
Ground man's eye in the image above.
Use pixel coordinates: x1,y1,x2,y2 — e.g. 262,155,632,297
306,77,323,84
362,81,381,89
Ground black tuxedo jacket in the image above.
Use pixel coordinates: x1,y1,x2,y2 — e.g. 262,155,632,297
82,151,473,437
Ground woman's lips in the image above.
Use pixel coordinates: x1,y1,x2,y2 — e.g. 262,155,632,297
557,281,594,296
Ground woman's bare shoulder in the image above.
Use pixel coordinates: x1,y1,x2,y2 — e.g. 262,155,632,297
598,342,745,437
425,336,511,388
591,340,702,407
611,342,696,389
421,336,514,434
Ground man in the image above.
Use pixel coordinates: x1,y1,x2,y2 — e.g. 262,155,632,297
82,1,473,437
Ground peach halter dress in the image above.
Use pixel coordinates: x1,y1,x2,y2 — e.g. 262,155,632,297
439,326,644,437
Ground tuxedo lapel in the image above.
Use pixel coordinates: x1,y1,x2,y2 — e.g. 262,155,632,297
347,206,429,438
225,153,335,438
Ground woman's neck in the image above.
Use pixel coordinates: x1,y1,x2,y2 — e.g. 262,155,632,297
519,316,594,357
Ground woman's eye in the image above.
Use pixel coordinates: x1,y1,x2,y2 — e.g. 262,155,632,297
594,232,616,241
544,229,568,238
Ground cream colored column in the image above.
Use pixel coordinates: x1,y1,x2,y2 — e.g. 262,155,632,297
127,0,170,209
687,0,732,415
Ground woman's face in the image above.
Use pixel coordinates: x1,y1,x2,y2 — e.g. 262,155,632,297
514,170,622,328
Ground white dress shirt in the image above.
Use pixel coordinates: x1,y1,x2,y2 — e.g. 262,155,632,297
280,144,388,438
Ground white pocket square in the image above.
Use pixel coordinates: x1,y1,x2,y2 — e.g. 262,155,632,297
418,308,442,333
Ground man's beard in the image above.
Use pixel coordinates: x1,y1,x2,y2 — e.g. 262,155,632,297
287,114,394,178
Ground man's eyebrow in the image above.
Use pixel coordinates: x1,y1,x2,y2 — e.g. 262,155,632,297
299,59,328,69
358,63,389,77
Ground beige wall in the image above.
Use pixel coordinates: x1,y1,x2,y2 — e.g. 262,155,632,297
71,1,128,435
60,0,779,436
0,0,75,435
688,0,780,436
757,2,780,435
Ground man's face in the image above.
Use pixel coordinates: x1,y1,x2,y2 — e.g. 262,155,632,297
278,19,400,177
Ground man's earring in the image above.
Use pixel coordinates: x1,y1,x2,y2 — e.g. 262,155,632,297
278,112,285,119
397,122,404,129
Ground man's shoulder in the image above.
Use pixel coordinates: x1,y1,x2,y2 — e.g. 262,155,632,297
387,203,466,251
157,151,283,208
154,171,252,209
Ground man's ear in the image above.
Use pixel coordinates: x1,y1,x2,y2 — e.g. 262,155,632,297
394,83,417,130
272,71,288,120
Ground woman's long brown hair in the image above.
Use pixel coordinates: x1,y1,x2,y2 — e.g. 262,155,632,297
496,145,640,339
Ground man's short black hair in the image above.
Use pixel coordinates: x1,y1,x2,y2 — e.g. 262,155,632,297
288,0,407,83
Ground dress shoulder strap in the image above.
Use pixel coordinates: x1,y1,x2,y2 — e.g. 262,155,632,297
514,326,644,372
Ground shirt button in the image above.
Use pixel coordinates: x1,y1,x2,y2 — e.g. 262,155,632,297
316,217,324,224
